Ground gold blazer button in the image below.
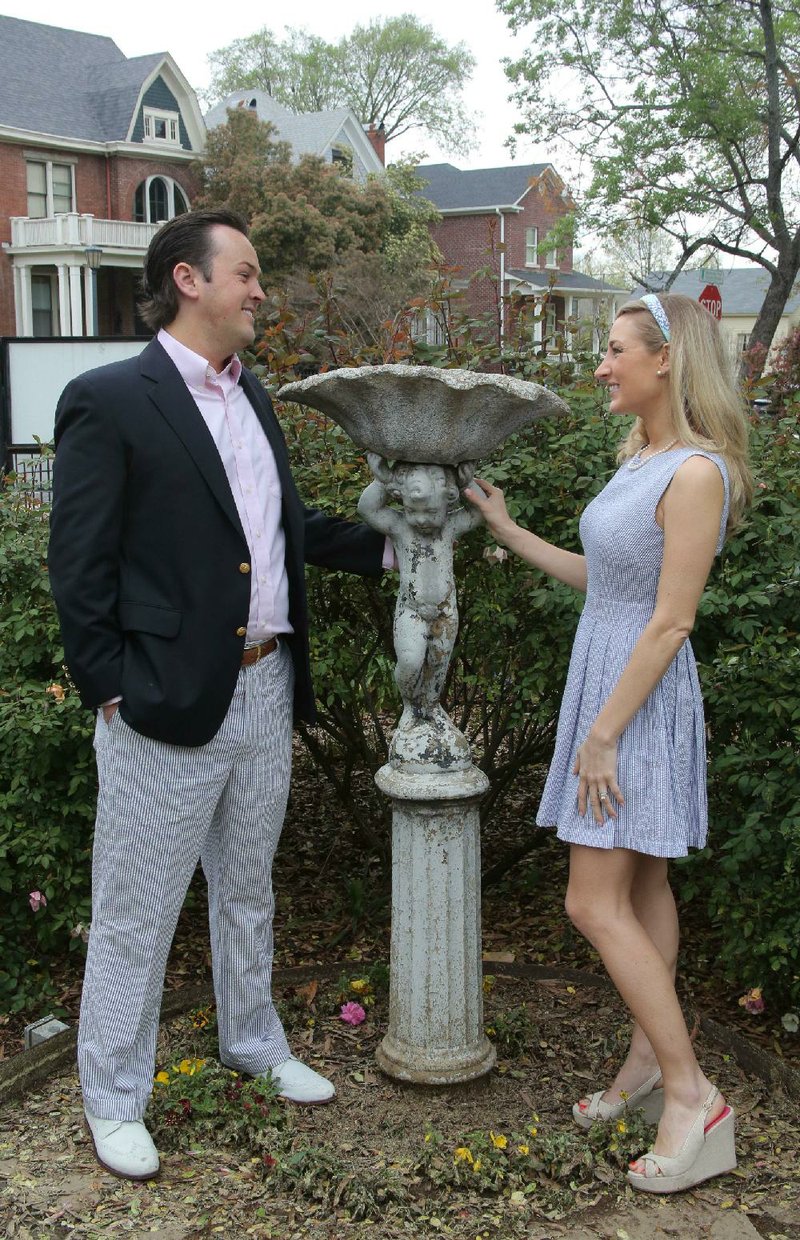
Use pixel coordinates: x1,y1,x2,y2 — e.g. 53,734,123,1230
236,626,247,637
239,562,251,574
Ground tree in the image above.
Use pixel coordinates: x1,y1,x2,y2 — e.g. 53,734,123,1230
192,110,439,324
207,17,476,152
193,109,393,283
500,0,800,370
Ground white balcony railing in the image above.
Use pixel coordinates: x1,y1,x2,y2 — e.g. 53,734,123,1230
9,213,159,252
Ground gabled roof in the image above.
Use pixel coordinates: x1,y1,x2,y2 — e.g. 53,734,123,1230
633,268,800,316
205,90,384,175
415,163,557,211
507,268,630,295
0,16,201,147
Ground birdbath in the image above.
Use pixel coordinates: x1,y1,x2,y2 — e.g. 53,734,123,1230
279,365,568,1083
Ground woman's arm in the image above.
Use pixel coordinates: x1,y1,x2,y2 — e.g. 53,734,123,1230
463,478,588,591
576,455,725,822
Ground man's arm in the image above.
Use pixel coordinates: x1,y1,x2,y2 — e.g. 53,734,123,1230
48,376,126,709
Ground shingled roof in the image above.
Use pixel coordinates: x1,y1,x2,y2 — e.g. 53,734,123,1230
206,89,373,164
507,268,629,295
0,15,166,142
633,268,800,316
415,163,553,211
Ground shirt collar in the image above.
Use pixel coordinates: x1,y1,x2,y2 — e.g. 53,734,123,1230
158,328,243,390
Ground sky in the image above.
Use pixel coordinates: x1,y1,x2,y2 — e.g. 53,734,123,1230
4,0,544,171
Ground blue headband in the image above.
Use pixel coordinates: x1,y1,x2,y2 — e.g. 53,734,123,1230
641,293,671,342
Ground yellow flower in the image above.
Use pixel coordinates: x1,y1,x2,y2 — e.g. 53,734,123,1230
349,978,370,993
528,1125,538,1137
472,1158,482,1172
616,1120,627,1134
489,1131,508,1149
454,1147,473,1164
424,1132,432,1143
483,975,495,993
176,1057,205,1075
517,1144,529,1155
154,1071,170,1084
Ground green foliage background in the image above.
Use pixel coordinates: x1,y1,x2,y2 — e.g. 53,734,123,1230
1,295,798,1021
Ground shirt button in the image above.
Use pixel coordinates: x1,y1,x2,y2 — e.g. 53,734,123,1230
236,626,246,637
239,562,251,574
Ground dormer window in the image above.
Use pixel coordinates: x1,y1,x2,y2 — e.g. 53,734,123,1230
143,107,180,145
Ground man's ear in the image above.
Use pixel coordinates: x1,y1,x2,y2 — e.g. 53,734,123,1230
172,261,201,302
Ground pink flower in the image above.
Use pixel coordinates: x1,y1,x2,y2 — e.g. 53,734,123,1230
738,987,765,1015
339,1001,366,1026
29,890,47,912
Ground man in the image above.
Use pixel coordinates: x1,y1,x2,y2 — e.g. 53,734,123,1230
48,210,387,1181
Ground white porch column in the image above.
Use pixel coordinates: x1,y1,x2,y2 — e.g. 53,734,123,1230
68,264,83,336
83,265,96,337
12,265,24,335
57,264,71,335
18,265,34,336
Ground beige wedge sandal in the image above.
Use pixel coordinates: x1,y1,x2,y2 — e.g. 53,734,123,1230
626,1085,737,1194
572,1069,664,1131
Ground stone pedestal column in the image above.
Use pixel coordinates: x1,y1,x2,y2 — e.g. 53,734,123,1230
374,762,496,1084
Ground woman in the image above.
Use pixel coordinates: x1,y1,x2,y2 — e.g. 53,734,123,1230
465,293,751,1194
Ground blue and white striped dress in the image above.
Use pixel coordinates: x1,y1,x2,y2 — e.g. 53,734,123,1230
536,447,729,858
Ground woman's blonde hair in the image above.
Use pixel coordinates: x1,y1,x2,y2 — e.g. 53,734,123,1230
615,293,752,531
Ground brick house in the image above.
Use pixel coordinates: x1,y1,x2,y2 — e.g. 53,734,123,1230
0,16,204,339
416,162,627,349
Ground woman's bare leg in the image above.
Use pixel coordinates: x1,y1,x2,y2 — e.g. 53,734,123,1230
566,844,723,1158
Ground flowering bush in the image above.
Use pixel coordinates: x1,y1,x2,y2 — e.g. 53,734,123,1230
148,1058,283,1150
0,479,95,1014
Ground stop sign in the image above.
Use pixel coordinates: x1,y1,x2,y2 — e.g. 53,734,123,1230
699,283,722,319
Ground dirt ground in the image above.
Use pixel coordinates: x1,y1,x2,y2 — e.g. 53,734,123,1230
1,969,799,1240
2,749,799,1238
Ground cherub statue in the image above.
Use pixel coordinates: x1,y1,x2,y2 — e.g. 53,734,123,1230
358,453,483,769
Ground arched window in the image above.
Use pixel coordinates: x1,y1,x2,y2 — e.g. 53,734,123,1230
133,176,190,224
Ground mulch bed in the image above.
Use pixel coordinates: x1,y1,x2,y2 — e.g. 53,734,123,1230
2,744,799,1237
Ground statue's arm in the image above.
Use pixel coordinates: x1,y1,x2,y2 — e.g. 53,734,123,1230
358,480,400,537
451,504,484,537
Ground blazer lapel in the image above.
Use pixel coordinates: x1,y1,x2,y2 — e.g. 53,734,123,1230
139,339,245,537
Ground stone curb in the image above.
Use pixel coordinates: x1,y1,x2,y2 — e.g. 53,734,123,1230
2,962,798,1105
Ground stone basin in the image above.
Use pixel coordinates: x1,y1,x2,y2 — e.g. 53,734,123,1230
277,364,568,465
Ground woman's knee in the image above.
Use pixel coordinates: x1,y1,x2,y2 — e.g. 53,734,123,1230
565,886,602,940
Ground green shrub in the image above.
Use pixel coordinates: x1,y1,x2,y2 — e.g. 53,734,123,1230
679,409,800,1011
0,480,95,1014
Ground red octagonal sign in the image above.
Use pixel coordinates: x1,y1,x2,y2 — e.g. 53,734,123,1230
699,283,722,319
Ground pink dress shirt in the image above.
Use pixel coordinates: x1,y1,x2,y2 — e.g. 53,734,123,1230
158,329,291,644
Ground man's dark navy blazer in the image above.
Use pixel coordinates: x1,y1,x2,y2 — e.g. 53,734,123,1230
48,338,384,746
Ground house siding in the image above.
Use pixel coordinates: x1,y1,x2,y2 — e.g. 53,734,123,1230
131,78,192,151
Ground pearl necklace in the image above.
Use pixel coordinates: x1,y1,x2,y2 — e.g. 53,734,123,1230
627,438,678,471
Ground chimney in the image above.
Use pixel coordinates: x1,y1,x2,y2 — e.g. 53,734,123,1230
366,122,386,166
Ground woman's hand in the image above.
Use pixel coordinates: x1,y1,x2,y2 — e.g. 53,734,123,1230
574,732,624,824
462,477,515,543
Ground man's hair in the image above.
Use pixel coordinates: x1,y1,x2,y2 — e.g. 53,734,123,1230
138,209,249,331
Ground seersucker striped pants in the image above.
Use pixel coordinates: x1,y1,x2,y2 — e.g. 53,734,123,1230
78,643,294,1121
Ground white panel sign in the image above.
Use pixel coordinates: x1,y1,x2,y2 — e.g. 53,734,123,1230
8,339,147,444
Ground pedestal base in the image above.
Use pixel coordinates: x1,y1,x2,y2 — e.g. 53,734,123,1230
375,760,496,1085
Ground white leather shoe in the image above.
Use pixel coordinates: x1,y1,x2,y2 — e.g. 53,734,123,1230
84,1109,160,1180
268,1055,335,1104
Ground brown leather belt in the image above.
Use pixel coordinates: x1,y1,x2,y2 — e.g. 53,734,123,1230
241,637,278,667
